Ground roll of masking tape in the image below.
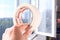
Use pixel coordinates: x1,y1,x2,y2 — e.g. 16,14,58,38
13,4,41,31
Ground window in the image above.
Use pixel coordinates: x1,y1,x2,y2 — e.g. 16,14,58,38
18,0,56,37
31,0,56,37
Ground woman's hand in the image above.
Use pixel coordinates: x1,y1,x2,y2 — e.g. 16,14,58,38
2,24,32,40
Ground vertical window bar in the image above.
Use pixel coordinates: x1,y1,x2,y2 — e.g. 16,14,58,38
17,0,19,6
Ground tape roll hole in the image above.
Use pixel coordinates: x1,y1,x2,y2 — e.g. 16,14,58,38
19,9,33,24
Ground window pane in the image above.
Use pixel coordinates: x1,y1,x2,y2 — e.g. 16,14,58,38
38,0,52,33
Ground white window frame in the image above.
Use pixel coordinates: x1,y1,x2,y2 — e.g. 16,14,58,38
31,0,56,37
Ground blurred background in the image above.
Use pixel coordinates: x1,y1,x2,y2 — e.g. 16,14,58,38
0,0,59,40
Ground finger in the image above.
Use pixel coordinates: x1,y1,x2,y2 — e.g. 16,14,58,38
13,24,30,34
14,23,30,30
13,23,23,27
24,29,32,38
25,25,30,30
19,23,30,32
11,26,23,37
20,23,30,30
23,26,32,37
20,7,26,12
17,7,26,18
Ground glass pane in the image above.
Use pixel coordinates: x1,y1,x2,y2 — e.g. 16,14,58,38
38,0,52,33
31,0,56,37
21,9,33,24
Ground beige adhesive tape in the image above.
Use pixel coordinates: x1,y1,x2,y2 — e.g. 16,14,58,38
13,4,41,31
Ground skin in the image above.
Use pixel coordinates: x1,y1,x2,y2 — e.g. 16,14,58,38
2,24,32,40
